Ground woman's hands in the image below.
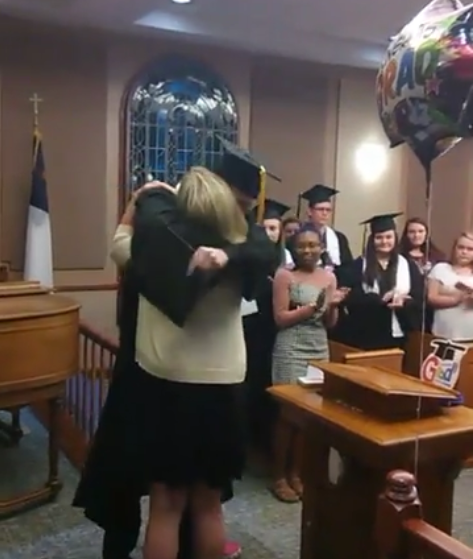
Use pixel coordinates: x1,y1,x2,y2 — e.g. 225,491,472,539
132,180,175,200
453,282,473,306
120,181,176,226
329,287,350,306
187,247,229,274
382,290,411,308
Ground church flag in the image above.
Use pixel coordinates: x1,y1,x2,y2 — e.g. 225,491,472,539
24,125,53,287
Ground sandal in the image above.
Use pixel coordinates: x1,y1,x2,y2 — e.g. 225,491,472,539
289,476,304,498
270,478,300,503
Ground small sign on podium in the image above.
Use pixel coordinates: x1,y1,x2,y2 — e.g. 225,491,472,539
420,338,468,390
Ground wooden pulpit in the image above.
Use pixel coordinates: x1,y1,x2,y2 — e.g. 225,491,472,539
0,281,80,518
269,362,473,559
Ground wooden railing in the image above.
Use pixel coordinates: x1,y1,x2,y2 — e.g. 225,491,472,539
54,283,118,293
34,321,118,469
376,470,473,559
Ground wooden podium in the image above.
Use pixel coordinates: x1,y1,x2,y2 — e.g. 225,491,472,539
0,282,80,517
269,362,473,559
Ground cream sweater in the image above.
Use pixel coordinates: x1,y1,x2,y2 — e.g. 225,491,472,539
111,225,246,384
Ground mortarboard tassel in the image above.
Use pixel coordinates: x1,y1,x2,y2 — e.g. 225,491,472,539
296,194,302,219
361,225,368,253
256,166,266,224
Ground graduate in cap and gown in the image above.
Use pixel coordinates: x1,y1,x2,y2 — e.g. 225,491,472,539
281,215,300,240
73,143,278,559
243,198,292,458
72,202,197,559
298,184,353,269
259,199,293,264
335,212,424,351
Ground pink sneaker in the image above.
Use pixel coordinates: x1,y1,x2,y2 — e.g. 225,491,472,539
223,540,242,559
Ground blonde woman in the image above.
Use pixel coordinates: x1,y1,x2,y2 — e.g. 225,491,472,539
112,158,277,559
428,231,473,340
73,179,200,559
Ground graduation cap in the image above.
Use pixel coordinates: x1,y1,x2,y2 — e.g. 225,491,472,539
431,339,467,361
215,137,281,222
360,212,403,234
359,212,402,250
257,199,291,221
296,184,339,217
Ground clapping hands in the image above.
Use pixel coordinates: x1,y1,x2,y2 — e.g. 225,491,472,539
382,290,411,308
329,287,350,306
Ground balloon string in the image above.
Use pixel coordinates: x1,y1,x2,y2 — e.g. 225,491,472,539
414,163,433,489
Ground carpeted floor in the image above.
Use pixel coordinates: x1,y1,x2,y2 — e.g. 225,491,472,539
0,410,299,559
1,410,473,559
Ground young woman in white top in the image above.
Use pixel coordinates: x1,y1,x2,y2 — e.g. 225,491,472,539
427,231,473,340
110,167,273,559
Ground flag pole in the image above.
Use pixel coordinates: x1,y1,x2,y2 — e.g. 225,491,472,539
24,92,53,288
29,93,43,163
29,93,42,128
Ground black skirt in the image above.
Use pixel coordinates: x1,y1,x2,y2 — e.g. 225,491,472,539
118,363,246,490
73,362,238,530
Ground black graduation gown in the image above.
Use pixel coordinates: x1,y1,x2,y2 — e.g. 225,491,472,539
403,254,433,333
72,265,143,529
335,230,353,266
242,245,280,453
132,189,277,325
318,230,352,274
334,256,424,351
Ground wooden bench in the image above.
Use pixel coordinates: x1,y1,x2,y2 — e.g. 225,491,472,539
376,470,473,559
330,340,404,371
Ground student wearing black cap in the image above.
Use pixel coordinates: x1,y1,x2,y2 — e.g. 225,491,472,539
282,216,301,240
243,198,293,459
259,199,293,263
335,212,424,350
298,184,353,268
260,199,290,237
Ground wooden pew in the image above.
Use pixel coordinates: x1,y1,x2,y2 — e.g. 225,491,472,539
376,470,473,559
330,340,404,371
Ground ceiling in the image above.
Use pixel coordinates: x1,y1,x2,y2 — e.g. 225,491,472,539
0,0,439,68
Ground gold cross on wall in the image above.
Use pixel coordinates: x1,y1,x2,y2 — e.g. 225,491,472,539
29,93,43,126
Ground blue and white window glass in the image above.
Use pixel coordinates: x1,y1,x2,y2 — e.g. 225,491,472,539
126,57,239,195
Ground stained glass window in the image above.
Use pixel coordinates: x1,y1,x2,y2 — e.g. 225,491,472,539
125,56,239,196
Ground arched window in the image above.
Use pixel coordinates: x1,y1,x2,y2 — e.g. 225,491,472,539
124,57,239,199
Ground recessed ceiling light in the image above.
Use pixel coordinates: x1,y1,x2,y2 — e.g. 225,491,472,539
172,0,192,4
